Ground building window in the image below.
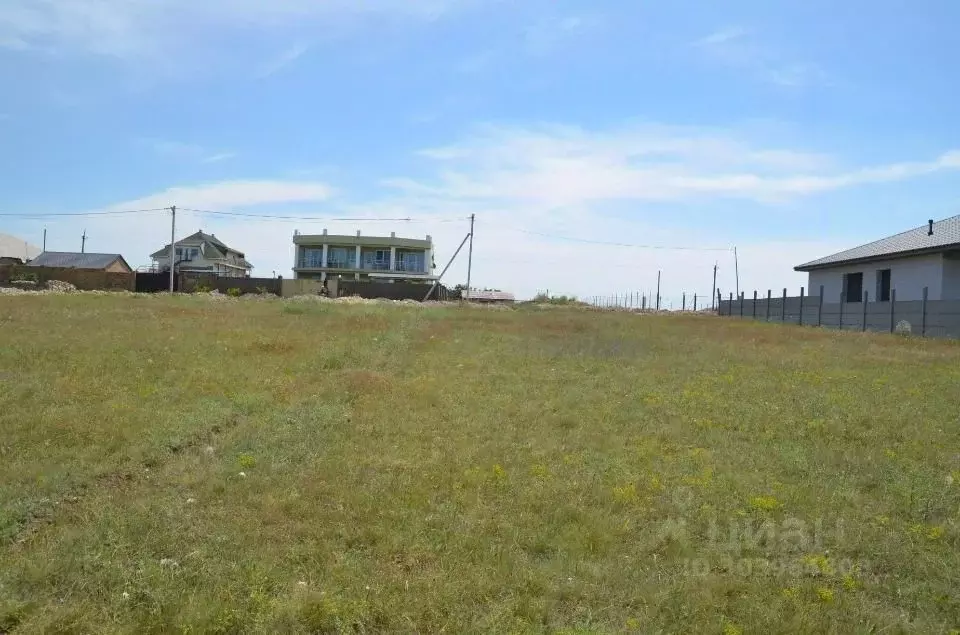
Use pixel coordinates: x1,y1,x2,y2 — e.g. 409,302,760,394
843,272,864,303
876,269,891,302
327,247,351,268
302,248,324,268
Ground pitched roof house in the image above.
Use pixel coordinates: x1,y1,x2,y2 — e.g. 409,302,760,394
150,231,253,278
796,216,960,302
27,252,132,272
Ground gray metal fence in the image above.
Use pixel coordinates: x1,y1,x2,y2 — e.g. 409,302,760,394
717,286,960,339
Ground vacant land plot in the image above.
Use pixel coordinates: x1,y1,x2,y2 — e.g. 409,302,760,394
0,295,958,633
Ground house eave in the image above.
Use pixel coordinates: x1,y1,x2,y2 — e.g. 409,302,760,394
795,243,960,272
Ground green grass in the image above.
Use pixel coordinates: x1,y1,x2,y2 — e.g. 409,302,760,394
1,294,959,633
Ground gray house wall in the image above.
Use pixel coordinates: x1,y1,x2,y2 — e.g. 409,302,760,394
807,253,944,302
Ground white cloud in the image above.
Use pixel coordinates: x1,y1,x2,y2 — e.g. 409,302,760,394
256,43,311,78
389,123,959,206
107,179,335,211
0,0,471,59
141,139,237,164
694,27,750,48
694,26,828,89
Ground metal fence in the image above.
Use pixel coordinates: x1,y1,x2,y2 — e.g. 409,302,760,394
718,286,960,339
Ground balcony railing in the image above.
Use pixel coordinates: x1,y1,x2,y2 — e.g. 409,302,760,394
395,259,426,273
361,260,391,271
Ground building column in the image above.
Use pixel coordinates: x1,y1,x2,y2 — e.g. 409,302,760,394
390,247,397,271
425,248,432,273
293,246,300,278
321,244,328,268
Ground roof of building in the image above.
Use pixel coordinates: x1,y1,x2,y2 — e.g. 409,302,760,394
150,231,251,267
0,233,41,261
467,290,516,302
27,251,131,270
294,230,432,250
795,216,960,271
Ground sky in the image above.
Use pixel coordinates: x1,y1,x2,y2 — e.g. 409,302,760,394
1,0,959,303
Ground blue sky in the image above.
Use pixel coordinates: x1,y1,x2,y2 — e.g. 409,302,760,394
1,0,959,301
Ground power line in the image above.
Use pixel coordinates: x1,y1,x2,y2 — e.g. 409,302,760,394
0,208,170,218
499,225,733,251
180,208,469,223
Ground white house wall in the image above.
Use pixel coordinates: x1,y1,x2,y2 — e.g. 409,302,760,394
806,254,944,302
940,254,960,300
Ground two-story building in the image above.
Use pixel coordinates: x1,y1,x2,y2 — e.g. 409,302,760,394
293,230,436,282
150,231,253,278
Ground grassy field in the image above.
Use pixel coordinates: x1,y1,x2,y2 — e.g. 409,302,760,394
1,294,959,634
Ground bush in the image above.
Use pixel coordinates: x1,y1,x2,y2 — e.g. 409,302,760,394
227,288,242,297
532,292,582,305
195,284,212,294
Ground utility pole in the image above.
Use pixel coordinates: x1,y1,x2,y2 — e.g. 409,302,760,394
656,270,661,311
465,214,475,301
712,262,718,310
81,229,87,254
168,205,177,293
734,246,740,298
43,228,47,252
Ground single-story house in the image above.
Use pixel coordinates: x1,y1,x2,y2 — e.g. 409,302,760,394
795,216,960,302
28,252,133,273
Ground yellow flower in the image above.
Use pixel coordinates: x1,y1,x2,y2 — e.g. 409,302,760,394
842,574,859,591
529,464,550,479
749,496,781,512
492,464,507,480
625,617,641,630
927,525,944,540
883,448,897,458
722,623,743,635
613,483,638,504
803,554,833,576
781,586,799,599
816,587,834,603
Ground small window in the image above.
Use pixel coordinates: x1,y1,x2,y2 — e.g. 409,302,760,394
876,269,891,302
843,272,864,303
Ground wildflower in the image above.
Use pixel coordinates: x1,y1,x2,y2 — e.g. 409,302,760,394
613,483,638,504
238,472,247,478
186,498,196,504
816,587,834,603
492,464,507,480
803,554,833,576
121,591,130,600
749,496,781,512
237,454,256,469
625,617,640,630
159,558,179,568
781,586,799,598
842,574,859,591
722,622,743,635
883,448,896,458
530,464,550,479
927,525,944,540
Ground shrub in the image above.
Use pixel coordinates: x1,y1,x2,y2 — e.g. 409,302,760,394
227,288,242,297
194,284,212,294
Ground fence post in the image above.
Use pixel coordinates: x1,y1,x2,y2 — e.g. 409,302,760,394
729,292,734,317
818,285,824,327
838,291,844,330
862,291,868,331
740,292,744,317
693,294,698,311
781,288,787,322
890,289,896,333
683,292,686,311
798,287,805,325
717,289,722,314
752,290,757,318
922,287,928,337
766,290,771,321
